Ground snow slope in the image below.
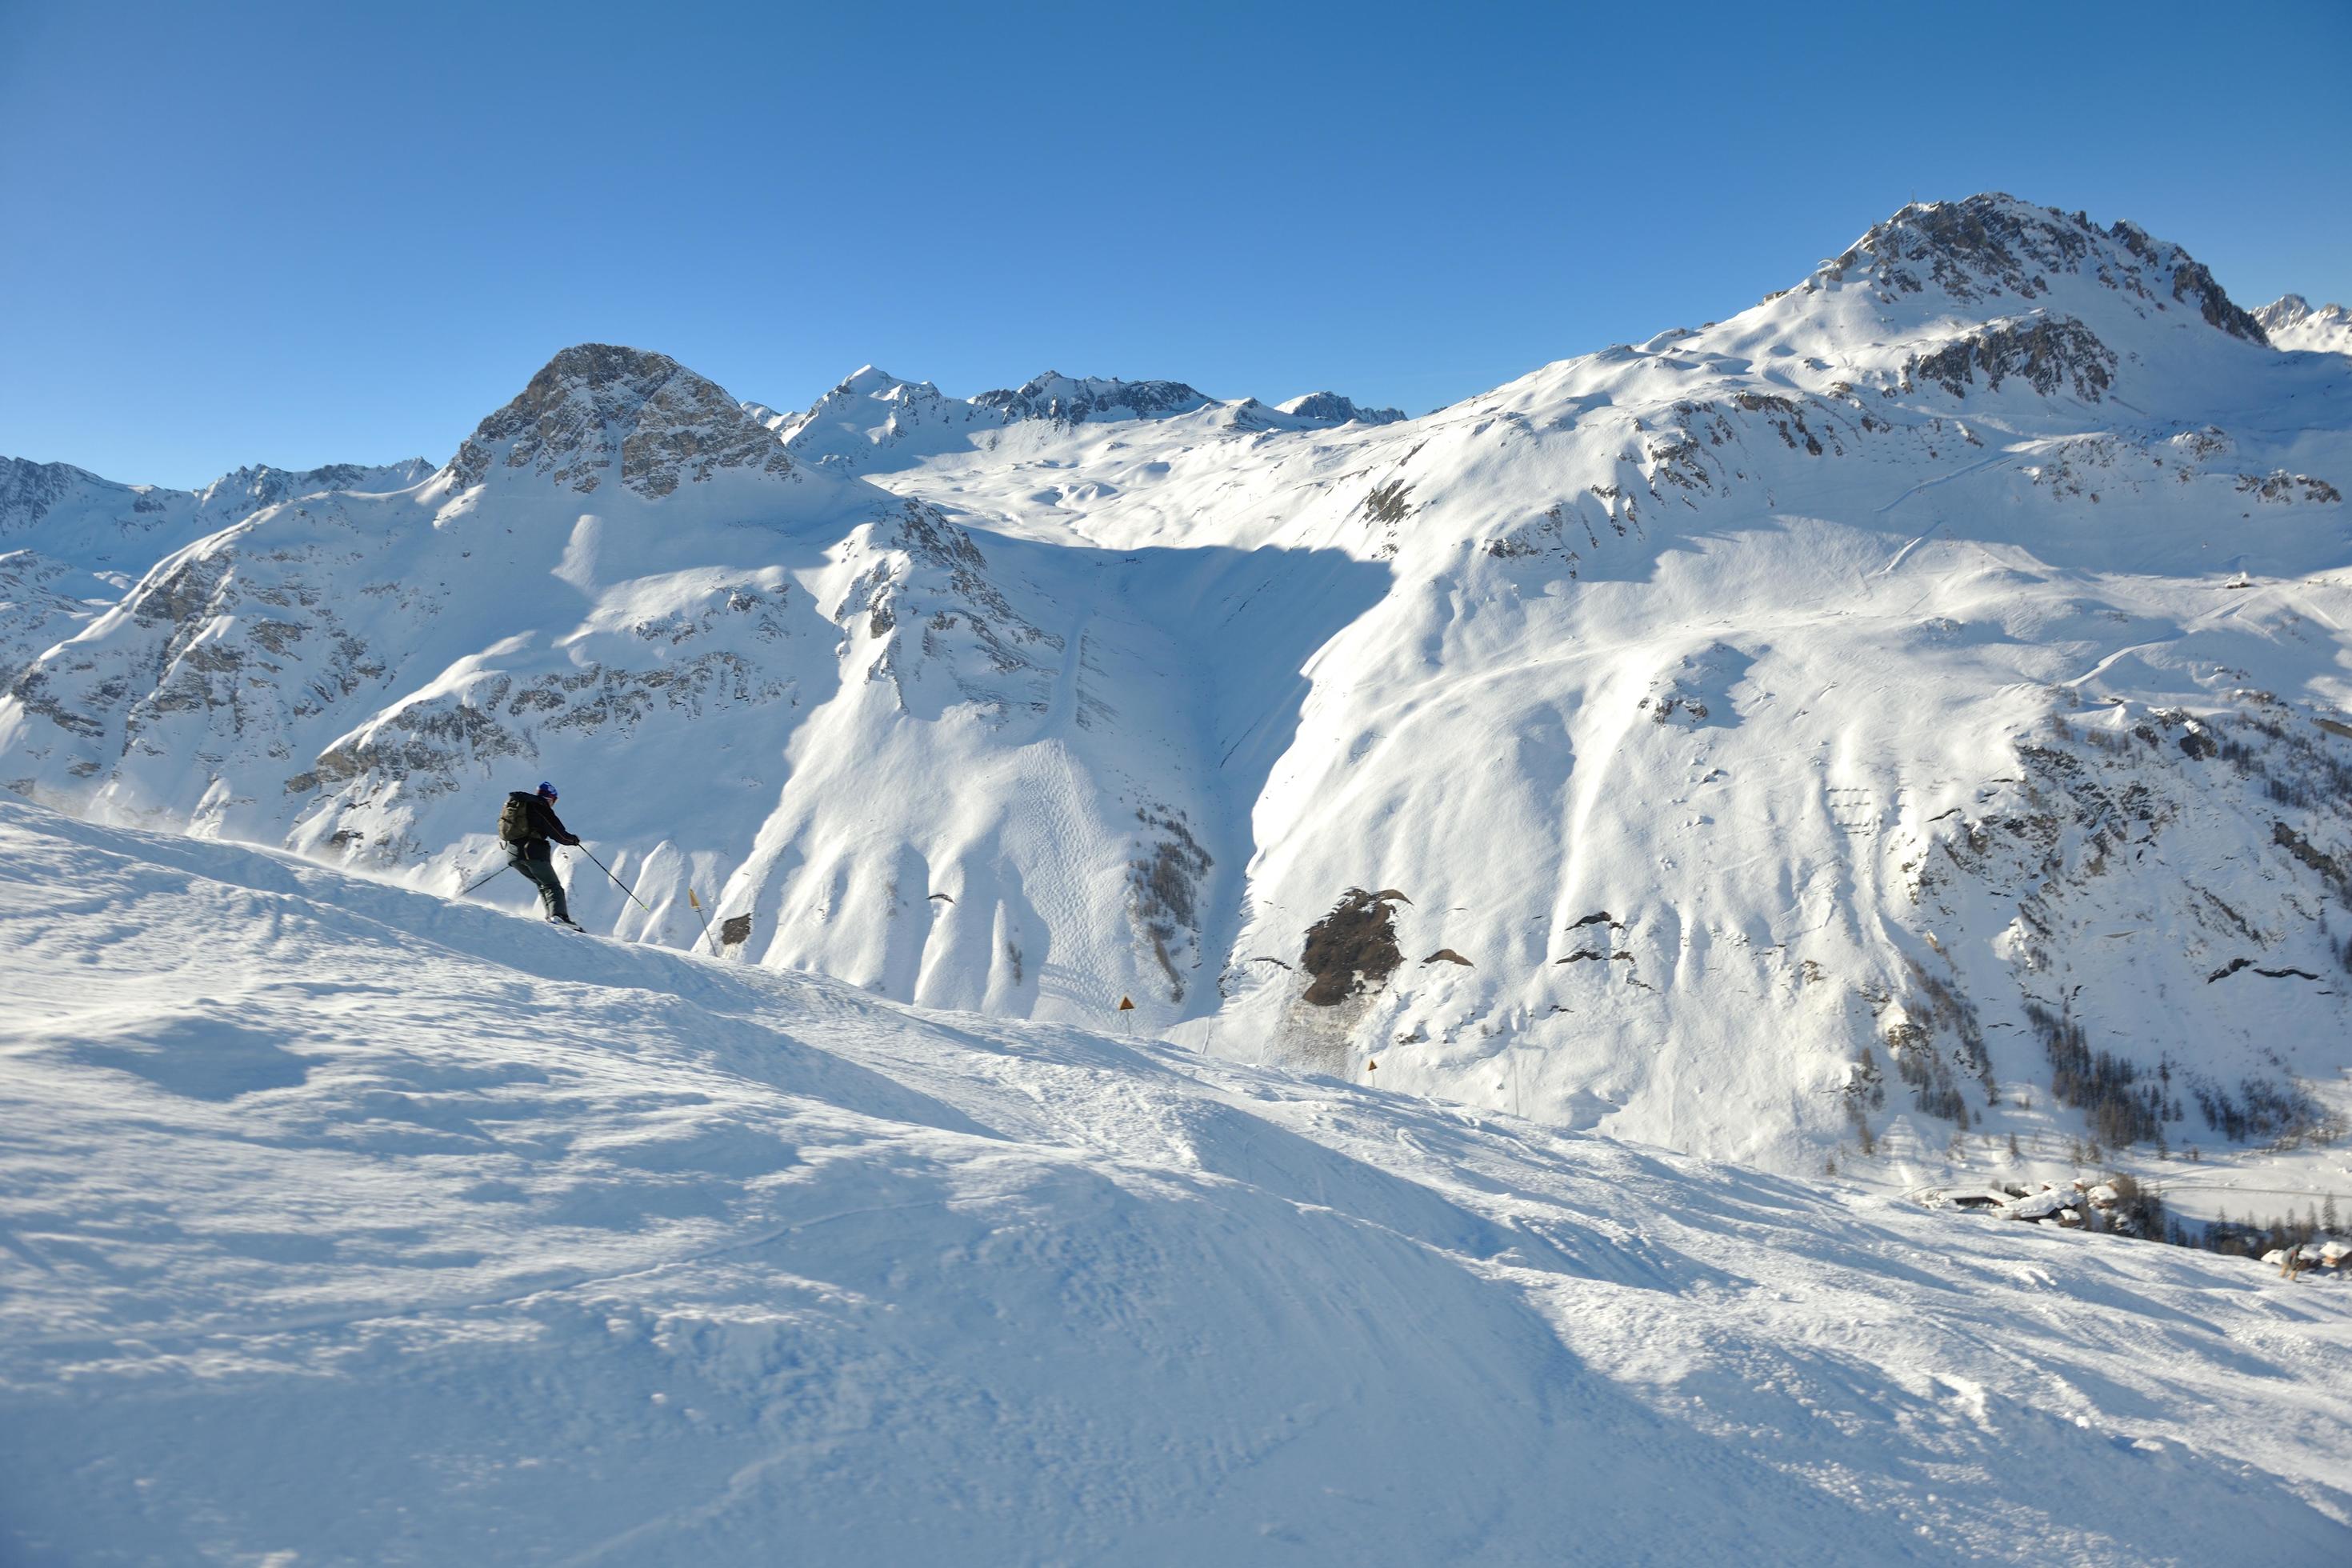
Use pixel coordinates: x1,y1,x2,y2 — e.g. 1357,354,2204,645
4,194,2351,1192
2,796,2348,1566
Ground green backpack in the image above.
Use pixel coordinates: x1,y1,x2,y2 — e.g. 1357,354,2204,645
498,791,536,845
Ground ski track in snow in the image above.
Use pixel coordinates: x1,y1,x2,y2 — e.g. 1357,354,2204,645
1,800,2350,1565
1875,450,2021,517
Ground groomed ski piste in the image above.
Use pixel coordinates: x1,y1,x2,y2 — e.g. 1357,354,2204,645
2,796,2347,1565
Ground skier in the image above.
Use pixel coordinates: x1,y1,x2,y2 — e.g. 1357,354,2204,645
498,781,584,929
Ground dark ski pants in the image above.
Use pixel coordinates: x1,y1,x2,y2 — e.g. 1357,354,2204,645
508,842,572,923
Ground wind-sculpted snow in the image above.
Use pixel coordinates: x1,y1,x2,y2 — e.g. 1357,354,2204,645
2,801,2348,1564
3,195,2350,1199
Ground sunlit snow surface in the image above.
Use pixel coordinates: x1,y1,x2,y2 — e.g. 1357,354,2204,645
0,798,2347,1564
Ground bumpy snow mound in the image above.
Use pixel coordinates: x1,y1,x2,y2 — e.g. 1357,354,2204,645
2258,294,2352,355
2,798,2347,1564
448,342,798,498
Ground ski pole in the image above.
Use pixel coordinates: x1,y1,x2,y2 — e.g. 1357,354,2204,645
687,888,719,955
574,843,653,912
460,862,510,897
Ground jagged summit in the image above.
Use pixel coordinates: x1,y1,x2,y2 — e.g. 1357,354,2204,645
195,458,434,512
749,366,974,465
0,458,127,542
1815,192,2265,341
1276,391,1407,426
2257,294,2352,354
2,454,435,547
970,372,1214,424
762,365,1404,474
834,364,930,398
1611,194,2295,418
446,342,795,499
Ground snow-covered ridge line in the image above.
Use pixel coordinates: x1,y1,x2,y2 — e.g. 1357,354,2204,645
2258,294,2352,355
753,364,1410,474
0,452,438,688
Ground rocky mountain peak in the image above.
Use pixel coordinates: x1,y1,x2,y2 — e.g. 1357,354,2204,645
971,373,1214,425
448,343,794,500
1276,391,1407,426
2256,294,2352,354
194,459,435,514
0,458,121,540
1822,193,2266,342
834,365,935,400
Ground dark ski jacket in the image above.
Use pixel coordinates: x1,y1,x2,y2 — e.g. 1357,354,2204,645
502,790,579,850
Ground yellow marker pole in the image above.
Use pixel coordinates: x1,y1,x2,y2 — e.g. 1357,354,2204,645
686,888,718,955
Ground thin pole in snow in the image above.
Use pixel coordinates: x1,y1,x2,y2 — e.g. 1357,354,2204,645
687,888,719,955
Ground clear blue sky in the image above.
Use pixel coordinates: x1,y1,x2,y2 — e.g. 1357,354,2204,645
4,0,2346,488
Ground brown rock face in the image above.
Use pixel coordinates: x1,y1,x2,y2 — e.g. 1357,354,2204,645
1301,888,1408,1006
447,343,794,498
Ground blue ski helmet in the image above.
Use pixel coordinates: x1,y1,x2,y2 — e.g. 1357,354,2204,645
538,780,558,800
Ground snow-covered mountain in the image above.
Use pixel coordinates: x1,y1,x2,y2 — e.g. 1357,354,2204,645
754,365,1408,474
1275,389,1408,425
4,193,2350,1190
0,453,435,564
2258,294,2352,355
0,453,432,682
5,798,2346,1563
